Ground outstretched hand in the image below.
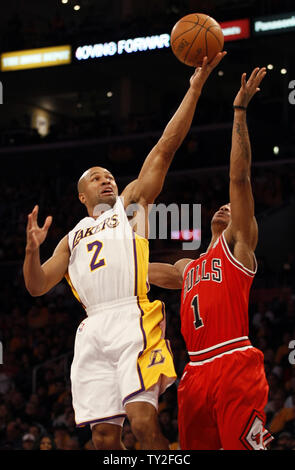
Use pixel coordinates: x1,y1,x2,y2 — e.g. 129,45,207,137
233,67,267,108
26,205,52,252
189,51,227,93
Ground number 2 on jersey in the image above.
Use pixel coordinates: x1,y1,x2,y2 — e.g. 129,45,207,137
191,295,204,330
87,240,106,271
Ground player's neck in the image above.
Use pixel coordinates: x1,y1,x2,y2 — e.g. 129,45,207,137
88,199,117,219
207,230,223,251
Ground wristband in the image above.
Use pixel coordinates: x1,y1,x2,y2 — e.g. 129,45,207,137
233,105,247,111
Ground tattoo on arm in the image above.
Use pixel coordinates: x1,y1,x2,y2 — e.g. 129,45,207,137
235,120,250,163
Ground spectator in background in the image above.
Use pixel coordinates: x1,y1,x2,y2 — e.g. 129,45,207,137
53,423,72,450
273,431,294,450
158,408,178,446
122,423,138,450
275,332,293,366
35,433,57,450
27,300,49,329
28,424,43,442
268,391,295,435
1,421,22,450
21,432,36,450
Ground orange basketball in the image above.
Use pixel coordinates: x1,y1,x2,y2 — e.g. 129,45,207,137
170,13,224,67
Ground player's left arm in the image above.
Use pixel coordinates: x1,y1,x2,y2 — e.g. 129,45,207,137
224,67,267,268
122,52,226,207
148,258,193,289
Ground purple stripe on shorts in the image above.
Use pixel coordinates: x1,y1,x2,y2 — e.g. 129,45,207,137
76,413,126,428
137,297,147,357
122,363,145,406
132,230,138,296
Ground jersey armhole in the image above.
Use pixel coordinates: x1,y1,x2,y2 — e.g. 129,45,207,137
221,231,257,277
182,259,195,279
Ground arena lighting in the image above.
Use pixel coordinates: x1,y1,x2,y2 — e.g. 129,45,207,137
75,34,170,60
281,68,287,75
171,229,201,241
221,18,250,41
73,4,81,11
1,45,71,71
253,12,295,35
267,64,274,70
273,146,280,155
75,19,250,62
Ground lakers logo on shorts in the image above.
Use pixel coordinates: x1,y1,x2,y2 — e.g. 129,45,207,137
147,349,165,368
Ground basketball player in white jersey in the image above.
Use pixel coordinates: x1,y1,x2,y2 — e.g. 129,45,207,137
23,51,226,450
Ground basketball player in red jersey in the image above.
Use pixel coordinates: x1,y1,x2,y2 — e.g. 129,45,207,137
149,67,274,450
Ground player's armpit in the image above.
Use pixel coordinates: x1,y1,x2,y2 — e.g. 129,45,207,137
223,218,258,272
148,263,183,289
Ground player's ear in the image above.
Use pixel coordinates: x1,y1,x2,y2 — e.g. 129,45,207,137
79,193,86,205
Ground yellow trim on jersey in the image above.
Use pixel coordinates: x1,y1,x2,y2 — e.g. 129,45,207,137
133,233,149,297
65,272,86,310
136,298,176,391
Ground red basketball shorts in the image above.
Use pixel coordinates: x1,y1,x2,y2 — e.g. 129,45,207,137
177,347,273,450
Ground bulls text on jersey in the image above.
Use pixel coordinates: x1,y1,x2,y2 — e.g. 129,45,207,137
183,258,222,299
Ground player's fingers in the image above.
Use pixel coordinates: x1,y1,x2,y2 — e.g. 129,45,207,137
27,213,32,232
201,56,208,68
42,215,53,232
210,51,226,68
256,68,267,84
241,72,247,87
251,72,266,93
249,67,260,82
31,205,39,224
30,230,39,248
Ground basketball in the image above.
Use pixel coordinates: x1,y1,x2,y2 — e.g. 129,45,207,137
170,13,224,67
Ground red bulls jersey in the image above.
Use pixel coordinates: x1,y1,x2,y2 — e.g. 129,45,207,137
180,231,257,364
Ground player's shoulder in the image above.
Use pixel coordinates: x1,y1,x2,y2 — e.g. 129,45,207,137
177,258,196,279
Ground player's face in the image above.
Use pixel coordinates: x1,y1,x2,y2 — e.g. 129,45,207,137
211,204,231,229
80,167,118,209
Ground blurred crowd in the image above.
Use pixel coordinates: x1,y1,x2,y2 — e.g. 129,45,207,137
0,251,294,450
1,153,295,263
0,150,295,450
0,0,295,452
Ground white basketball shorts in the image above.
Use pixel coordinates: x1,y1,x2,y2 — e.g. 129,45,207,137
70,296,176,428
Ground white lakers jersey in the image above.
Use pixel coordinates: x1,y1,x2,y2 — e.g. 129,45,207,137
66,197,149,310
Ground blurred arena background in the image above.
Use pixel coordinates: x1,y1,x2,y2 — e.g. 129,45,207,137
0,0,295,451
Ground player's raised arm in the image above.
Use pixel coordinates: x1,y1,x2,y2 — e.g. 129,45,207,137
224,67,267,265
23,205,70,296
122,52,227,207
148,258,193,289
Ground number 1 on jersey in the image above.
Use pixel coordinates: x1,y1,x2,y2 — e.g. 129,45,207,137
191,295,204,330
